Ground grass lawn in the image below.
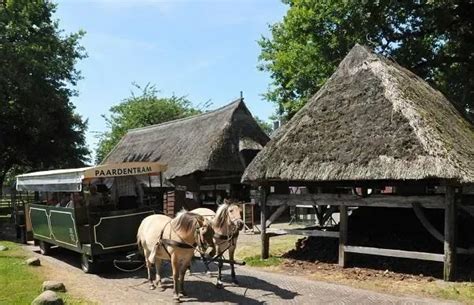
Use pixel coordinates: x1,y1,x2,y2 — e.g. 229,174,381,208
235,233,299,261
235,233,299,267
0,241,90,305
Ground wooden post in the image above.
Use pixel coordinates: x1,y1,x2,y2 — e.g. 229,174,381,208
444,185,456,281
260,186,269,259
339,205,348,267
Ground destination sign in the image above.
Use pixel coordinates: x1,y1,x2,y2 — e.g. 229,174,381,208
84,162,167,178
94,166,152,177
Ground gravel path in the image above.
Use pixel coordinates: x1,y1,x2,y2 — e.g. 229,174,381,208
23,244,457,305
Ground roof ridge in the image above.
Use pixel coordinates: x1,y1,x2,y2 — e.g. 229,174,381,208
127,98,243,133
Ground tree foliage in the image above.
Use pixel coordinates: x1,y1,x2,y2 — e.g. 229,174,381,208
0,0,89,189
96,84,201,164
254,116,273,136
259,0,474,122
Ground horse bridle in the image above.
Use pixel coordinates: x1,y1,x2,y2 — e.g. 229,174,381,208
213,208,242,247
158,219,207,256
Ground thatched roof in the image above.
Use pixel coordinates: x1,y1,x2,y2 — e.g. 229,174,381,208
243,44,474,184
104,99,269,181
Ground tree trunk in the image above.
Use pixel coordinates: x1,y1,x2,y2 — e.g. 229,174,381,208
0,164,13,196
0,172,6,196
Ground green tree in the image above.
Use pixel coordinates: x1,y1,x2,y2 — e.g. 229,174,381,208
96,84,201,163
254,116,273,136
259,0,474,122
0,0,89,191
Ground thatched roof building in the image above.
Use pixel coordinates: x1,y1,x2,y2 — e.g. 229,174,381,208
104,99,269,183
243,44,474,184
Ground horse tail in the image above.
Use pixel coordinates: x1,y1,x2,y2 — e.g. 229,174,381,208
136,221,144,255
148,243,159,264
136,235,143,255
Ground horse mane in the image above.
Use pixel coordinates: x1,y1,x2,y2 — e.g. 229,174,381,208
172,209,203,233
213,203,230,228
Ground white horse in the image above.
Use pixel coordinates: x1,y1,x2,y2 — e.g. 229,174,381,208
192,200,244,288
136,211,211,301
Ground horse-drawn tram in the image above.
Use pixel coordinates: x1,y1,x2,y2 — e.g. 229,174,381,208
15,162,167,273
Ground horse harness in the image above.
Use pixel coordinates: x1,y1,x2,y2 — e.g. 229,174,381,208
212,220,240,259
156,220,205,258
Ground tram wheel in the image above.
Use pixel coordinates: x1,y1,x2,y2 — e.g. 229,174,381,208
81,254,98,274
38,240,51,255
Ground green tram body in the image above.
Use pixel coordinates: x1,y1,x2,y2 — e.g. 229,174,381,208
16,162,168,273
29,204,155,257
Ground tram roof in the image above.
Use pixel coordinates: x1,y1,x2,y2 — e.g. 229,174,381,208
16,162,167,192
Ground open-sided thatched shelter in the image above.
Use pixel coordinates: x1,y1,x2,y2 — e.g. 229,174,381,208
244,44,474,183
242,44,474,281
104,98,269,215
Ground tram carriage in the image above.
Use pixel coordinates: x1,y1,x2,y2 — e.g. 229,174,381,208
15,162,167,273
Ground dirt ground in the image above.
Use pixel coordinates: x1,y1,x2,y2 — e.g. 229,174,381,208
1,217,472,304
19,242,457,305
239,220,474,304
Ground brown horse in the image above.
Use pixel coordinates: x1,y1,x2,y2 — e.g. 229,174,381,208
192,200,243,288
137,211,211,301
190,207,217,257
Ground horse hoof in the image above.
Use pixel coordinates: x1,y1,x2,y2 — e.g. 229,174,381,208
179,291,187,297
216,282,223,289
149,285,156,290
173,295,180,302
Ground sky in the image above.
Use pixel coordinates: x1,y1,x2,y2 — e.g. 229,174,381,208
54,0,288,163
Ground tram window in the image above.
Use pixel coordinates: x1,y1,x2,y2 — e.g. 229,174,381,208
96,184,108,193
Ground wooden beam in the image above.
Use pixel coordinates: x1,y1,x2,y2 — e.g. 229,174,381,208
460,205,474,217
413,203,474,255
266,194,444,209
444,186,457,281
266,203,288,228
412,203,445,242
260,187,269,259
339,206,348,267
344,246,444,262
267,228,339,238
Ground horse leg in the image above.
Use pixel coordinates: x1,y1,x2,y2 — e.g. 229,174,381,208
216,255,224,288
145,251,156,290
187,257,193,275
204,242,216,276
179,259,189,297
154,257,164,291
201,252,211,275
209,244,216,258
229,243,238,284
171,253,180,301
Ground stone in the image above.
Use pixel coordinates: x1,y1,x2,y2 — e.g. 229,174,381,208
42,281,66,292
26,257,41,266
31,290,64,305
0,245,8,251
